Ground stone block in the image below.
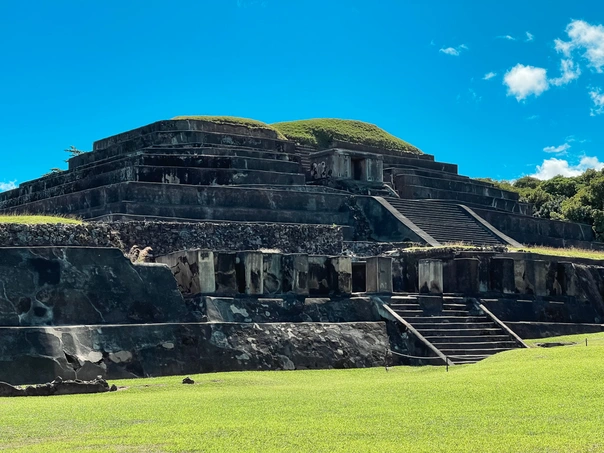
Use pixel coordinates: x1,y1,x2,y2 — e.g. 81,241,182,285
418,259,443,294
214,252,238,295
308,256,330,295
262,253,283,295
489,257,515,294
453,258,480,294
156,250,215,295
282,254,309,295
515,259,548,296
329,256,352,294
236,252,263,295
365,257,393,293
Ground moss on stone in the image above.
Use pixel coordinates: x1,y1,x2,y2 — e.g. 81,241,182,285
272,118,422,153
172,116,287,140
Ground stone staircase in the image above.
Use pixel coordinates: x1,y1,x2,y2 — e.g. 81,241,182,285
384,198,507,246
388,295,523,364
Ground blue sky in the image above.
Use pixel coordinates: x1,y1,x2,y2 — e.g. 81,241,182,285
1,0,603,191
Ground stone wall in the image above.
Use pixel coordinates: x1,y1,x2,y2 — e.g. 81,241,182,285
0,222,343,255
0,322,389,385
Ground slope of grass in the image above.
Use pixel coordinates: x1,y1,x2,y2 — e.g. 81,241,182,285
525,331,604,347
2,346,604,452
272,118,422,154
510,245,604,261
172,115,287,140
0,214,81,224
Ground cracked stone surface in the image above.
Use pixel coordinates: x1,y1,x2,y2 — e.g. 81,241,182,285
0,247,186,326
0,322,389,385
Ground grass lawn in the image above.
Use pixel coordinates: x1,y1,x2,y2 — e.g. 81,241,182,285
0,215,81,224
2,345,604,452
272,118,422,154
525,331,604,347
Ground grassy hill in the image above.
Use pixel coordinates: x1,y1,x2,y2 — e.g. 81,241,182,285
272,118,422,154
172,116,287,140
2,338,603,452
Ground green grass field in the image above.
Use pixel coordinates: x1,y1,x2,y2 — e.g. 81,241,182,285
0,215,81,224
272,118,422,154
2,341,604,452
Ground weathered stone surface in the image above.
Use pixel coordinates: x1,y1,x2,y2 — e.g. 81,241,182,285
366,257,393,293
236,252,263,295
0,322,389,385
453,258,480,294
0,377,113,397
0,222,344,256
0,247,186,326
282,254,309,295
489,257,515,294
203,296,381,323
418,259,443,294
156,250,216,295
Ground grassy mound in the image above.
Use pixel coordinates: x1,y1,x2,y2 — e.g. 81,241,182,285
3,345,604,452
0,214,81,224
272,118,422,153
172,115,287,140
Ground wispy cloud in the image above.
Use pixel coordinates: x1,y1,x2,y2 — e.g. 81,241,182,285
543,143,571,154
550,59,581,86
503,64,549,101
589,88,604,116
555,20,604,72
0,181,17,192
439,44,468,56
525,32,534,42
483,71,497,80
531,156,604,179
526,114,540,120
497,35,516,41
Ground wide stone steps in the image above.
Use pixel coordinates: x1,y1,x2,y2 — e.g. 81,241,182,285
389,297,521,365
384,198,505,246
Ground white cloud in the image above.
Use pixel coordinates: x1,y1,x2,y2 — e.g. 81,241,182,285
483,71,497,80
589,88,604,116
503,64,549,101
531,156,604,180
555,20,604,72
526,114,540,120
497,35,516,41
550,59,581,86
543,143,571,153
525,32,534,42
439,44,467,56
440,47,459,56
0,181,17,192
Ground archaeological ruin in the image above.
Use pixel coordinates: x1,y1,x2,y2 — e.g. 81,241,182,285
1,116,603,384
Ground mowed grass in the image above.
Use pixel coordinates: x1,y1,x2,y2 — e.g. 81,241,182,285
0,214,81,224
2,346,604,452
272,118,422,154
525,331,604,347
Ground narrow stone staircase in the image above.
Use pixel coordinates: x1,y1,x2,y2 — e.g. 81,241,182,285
389,295,523,364
384,198,506,246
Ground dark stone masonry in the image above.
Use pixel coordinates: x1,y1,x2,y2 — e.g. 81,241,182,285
0,222,343,255
1,117,603,385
